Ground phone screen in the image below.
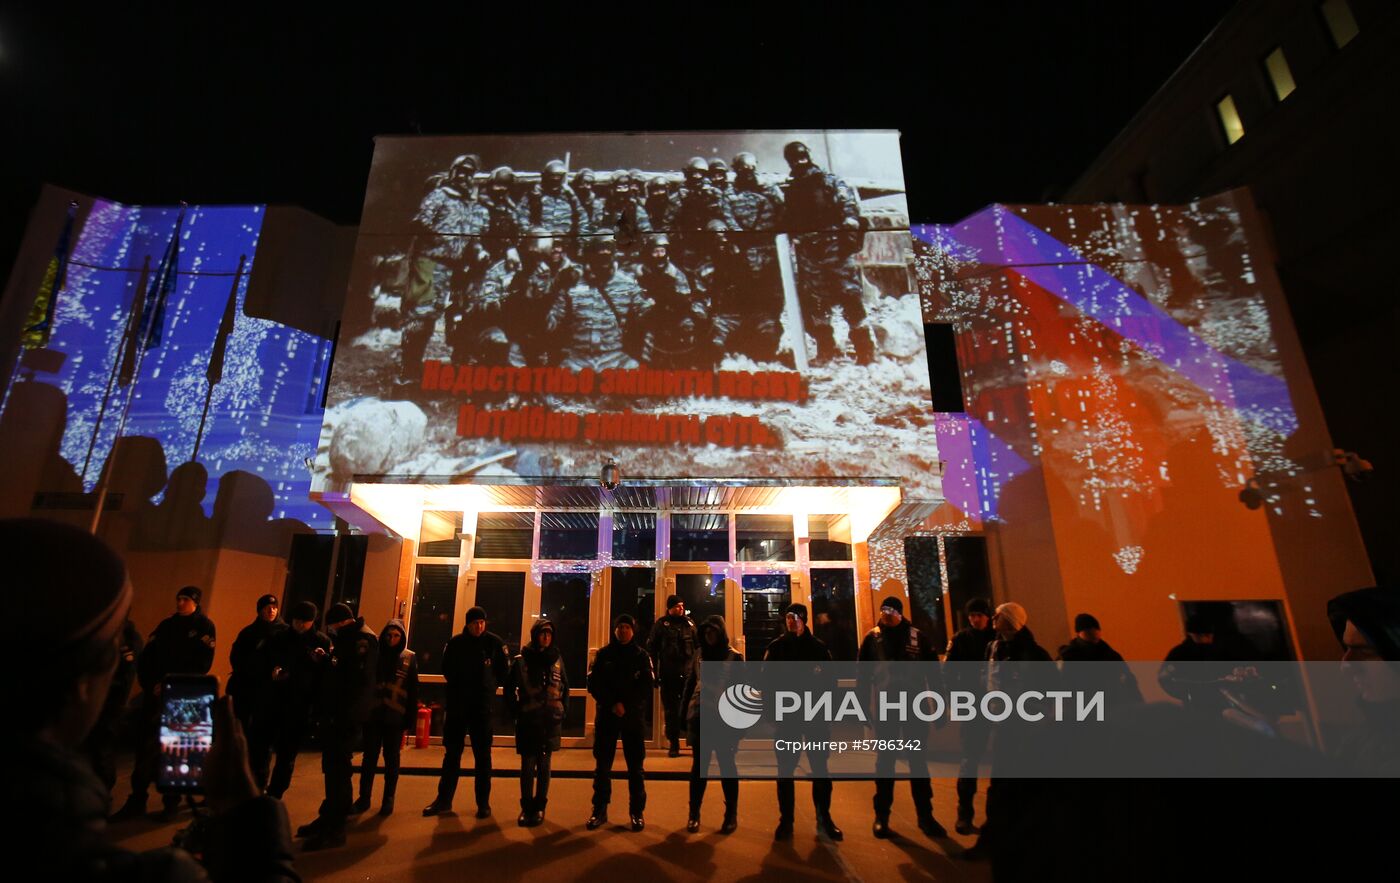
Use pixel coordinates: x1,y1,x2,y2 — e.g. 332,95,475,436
157,676,216,793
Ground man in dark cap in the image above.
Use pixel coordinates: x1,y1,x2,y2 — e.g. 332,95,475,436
647,593,697,756
425,606,510,818
111,584,217,822
858,595,944,840
1057,612,1141,707
763,602,842,842
945,597,995,833
1158,611,1233,710
252,599,330,799
587,614,655,831
228,594,287,731
300,602,377,851
1327,586,1400,774
2,518,298,880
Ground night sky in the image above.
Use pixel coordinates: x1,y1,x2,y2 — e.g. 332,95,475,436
0,3,1235,281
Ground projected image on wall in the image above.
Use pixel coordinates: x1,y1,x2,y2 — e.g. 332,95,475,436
314,131,937,497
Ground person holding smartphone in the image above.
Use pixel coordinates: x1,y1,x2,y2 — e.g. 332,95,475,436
111,584,216,823
4,518,299,881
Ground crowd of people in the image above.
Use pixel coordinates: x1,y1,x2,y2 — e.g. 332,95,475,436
387,141,878,383
6,516,1398,881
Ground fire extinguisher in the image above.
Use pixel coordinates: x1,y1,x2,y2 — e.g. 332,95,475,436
415,704,432,749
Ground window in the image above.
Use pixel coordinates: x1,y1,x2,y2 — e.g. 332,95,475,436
810,568,858,661
808,514,853,561
674,570,727,624
540,572,591,685
609,566,656,647
539,512,598,560
741,573,791,659
612,512,657,560
408,564,458,675
1264,47,1297,101
735,514,794,562
418,511,463,558
474,512,534,559
473,570,525,652
1216,95,1245,145
924,322,967,413
1320,0,1359,48
670,513,729,561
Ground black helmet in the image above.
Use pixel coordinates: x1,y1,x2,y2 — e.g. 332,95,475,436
543,160,567,186
450,153,482,178
489,165,515,187
732,151,757,174
783,141,812,168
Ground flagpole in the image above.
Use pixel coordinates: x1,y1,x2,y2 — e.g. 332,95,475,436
191,253,245,463
90,203,186,535
82,255,151,483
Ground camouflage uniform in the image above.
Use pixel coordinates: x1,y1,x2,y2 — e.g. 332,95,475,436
637,258,713,370
482,191,522,262
547,263,650,372
510,253,573,365
783,165,872,364
663,183,738,278
450,256,526,367
725,177,786,362
516,186,586,238
405,184,491,378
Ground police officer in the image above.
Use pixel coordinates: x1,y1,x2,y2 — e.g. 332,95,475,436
252,600,330,800
228,594,286,731
858,595,945,839
663,157,737,277
764,602,842,842
300,602,378,851
781,140,876,366
944,597,995,834
570,168,607,232
356,619,418,816
587,614,655,832
110,585,216,822
647,593,698,757
599,170,653,254
482,165,521,262
505,228,572,366
707,157,732,197
636,233,714,370
517,160,586,238
404,154,491,385
725,151,786,363
546,236,649,372
424,606,510,818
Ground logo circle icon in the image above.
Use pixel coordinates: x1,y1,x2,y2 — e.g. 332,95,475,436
717,684,764,730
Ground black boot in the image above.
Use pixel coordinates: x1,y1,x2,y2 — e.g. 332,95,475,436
531,798,547,827
686,805,700,833
518,799,532,827
873,814,892,839
668,738,681,758
720,806,738,835
816,813,844,841
379,775,397,816
774,817,794,841
586,807,608,830
917,812,947,838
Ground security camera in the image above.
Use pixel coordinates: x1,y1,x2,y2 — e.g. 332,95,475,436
600,457,622,491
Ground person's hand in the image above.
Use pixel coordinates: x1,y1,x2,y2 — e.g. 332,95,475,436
313,647,327,659
271,666,287,682
205,694,260,815
612,702,626,718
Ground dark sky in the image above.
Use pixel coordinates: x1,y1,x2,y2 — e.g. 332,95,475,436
0,3,1234,277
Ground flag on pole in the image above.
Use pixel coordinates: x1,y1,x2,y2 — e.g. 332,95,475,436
20,201,79,350
119,204,185,385
207,254,245,387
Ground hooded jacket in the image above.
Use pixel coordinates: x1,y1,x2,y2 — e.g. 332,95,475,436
507,620,570,754
682,615,743,724
372,619,419,730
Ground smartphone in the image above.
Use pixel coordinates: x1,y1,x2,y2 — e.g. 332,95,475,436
156,674,217,794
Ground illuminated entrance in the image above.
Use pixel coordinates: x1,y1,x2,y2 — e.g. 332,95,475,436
336,480,899,747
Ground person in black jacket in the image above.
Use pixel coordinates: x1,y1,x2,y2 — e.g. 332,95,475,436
3,517,299,882
681,615,742,834
764,602,843,843
251,601,330,799
424,605,510,818
505,618,569,827
111,584,217,822
586,613,655,832
1057,612,1142,707
355,619,418,816
299,603,377,851
858,595,945,840
647,594,698,757
83,617,143,794
228,595,287,731
945,597,995,834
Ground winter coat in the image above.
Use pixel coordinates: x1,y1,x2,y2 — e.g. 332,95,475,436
6,735,298,882
682,615,743,725
137,609,216,693
371,620,419,731
506,622,570,754
441,629,510,715
264,626,331,705
985,625,1055,695
321,619,378,726
858,618,941,704
587,638,655,724
228,617,287,708
1057,636,1143,706
647,612,699,679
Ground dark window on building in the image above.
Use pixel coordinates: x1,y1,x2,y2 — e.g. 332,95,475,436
810,568,859,661
740,573,791,658
735,514,794,562
904,537,947,651
474,569,525,653
924,323,966,413
808,514,853,561
612,512,657,560
1264,47,1297,101
674,571,727,625
1320,0,1359,48
284,532,368,623
408,563,458,676
419,510,463,558
1216,94,1245,145
610,566,656,648
539,512,598,560
671,513,729,561
540,572,591,685
945,536,993,628
474,512,534,559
